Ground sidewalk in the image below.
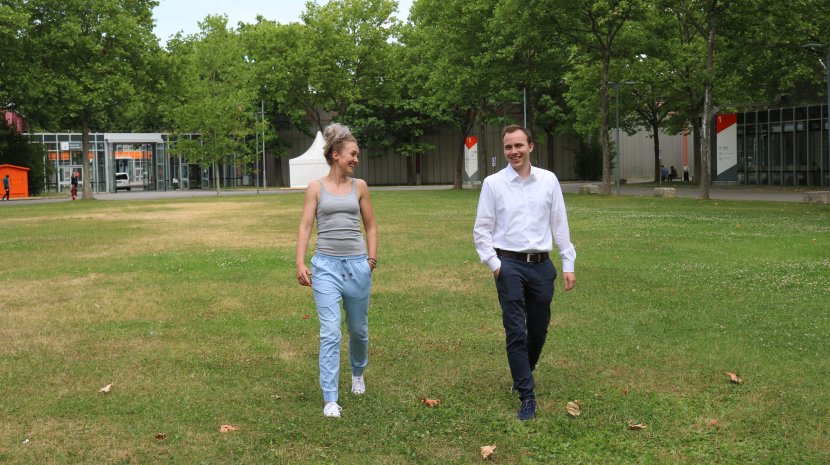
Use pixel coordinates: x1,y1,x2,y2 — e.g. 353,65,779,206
0,184,454,206
559,182,815,203
1,183,822,205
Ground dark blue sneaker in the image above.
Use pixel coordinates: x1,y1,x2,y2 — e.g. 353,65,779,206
517,399,536,421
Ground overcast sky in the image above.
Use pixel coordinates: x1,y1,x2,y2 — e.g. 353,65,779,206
152,0,414,44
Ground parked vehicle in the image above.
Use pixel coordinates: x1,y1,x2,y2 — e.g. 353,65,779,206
116,172,131,191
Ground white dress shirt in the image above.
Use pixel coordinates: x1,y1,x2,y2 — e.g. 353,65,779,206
473,164,575,273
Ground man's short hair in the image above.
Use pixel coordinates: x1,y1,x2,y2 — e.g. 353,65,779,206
502,125,533,144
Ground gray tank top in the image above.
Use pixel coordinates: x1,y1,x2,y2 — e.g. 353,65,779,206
315,178,366,256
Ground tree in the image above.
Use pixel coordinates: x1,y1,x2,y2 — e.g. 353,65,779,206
169,15,258,195
485,0,573,175
406,0,498,189
0,0,28,107
0,119,47,195
552,0,646,194
618,6,678,183
344,45,438,176
300,0,401,131
677,0,727,199
10,0,159,199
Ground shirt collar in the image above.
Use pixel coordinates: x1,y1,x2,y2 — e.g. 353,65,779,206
505,163,536,182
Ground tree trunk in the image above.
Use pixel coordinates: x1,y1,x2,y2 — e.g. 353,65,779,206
545,128,556,173
406,154,416,186
454,140,464,189
600,49,612,195
692,117,702,185
478,99,487,182
652,122,662,182
81,118,93,200
700,8,717,200
214,161,221,196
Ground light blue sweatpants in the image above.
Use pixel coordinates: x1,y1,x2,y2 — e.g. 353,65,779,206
311,253,372,402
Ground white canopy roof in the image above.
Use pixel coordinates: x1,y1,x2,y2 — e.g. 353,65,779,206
289,131,329,188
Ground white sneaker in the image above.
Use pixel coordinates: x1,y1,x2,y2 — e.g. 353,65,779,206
323,401,342,418
351,375,366,395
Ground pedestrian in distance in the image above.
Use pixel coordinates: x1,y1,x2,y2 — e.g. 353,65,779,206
473,124,576,421
295,123,378,418
71,173,78,200
2,174,9,201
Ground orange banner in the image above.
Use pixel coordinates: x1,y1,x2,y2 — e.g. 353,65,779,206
114,150,151,160
47,151,94,161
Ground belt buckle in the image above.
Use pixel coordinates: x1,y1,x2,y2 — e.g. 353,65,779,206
526,253,538,263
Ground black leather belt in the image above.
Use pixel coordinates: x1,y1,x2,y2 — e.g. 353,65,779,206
496,249,549,263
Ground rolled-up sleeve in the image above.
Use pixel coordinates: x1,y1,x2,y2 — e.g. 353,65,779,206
550,182,575,272
473,179,501,272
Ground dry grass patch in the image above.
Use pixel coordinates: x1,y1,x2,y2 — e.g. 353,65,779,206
66,201,302,259
0,272,204,356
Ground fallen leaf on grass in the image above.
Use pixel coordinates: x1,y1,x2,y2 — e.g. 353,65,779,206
706,419,720,428
302,314,310,320
420,398,440,407
154,433,166,440
626,420,647,430
99,384,113,394
725,371,743,384
480,444,496,460
219,425,238,432
566,400,581,417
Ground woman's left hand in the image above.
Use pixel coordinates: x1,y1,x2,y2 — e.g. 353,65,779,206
297,264,312,286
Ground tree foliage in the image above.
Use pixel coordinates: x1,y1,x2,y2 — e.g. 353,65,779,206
8,0,159,199
169,15,258,195
406,0,498,188
0,119,47,195
5,0,830,195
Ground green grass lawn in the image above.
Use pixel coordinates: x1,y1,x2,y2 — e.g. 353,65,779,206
1,190,828,464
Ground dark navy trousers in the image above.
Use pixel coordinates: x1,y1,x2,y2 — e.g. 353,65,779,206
495,257,557,401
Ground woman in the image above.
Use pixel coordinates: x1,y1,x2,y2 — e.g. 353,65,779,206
296,123,377,418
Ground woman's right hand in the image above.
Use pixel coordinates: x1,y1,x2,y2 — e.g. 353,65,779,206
297,264,312,287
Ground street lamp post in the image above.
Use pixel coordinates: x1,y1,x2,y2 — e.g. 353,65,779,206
804,43,830,187
255,110,260,194
261,99,267,189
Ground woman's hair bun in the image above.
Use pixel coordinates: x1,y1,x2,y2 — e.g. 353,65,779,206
323,123,356,165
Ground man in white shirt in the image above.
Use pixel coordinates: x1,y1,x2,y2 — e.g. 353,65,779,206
473,125,576,421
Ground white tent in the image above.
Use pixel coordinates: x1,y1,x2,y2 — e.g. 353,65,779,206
289,131,329,188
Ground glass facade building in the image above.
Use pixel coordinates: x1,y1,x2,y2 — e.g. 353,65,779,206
28,132,259,193
736,104,828,187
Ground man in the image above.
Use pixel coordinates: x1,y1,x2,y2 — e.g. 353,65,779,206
2,175,9,200
71,173,78,200
473,125,576,421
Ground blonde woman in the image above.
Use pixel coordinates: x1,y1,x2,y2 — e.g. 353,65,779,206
296,123,378,418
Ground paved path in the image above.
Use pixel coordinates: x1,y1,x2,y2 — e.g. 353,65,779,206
559,182,814,203
1,182,822,206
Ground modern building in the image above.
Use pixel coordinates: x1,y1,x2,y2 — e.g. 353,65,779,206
32,103,827,192
726,105,828,187
27,132,259,193
28,124,584,192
